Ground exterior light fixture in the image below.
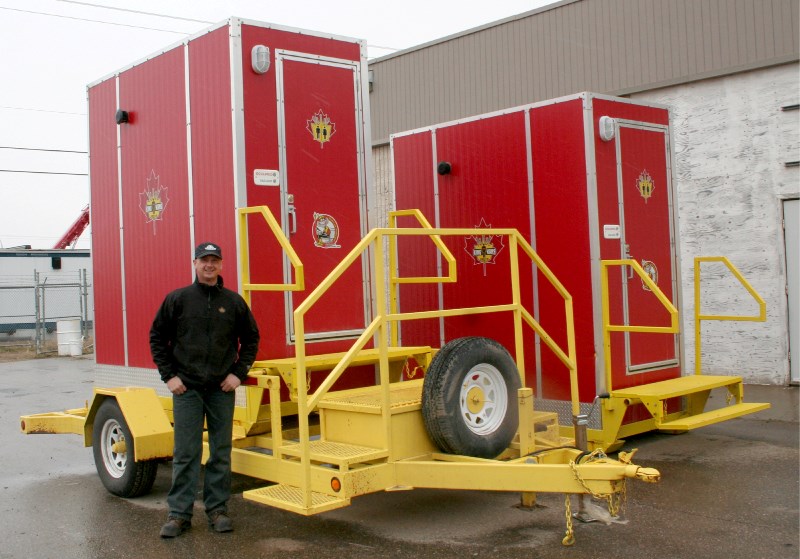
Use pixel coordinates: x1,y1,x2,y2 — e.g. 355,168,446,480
599,116,616,141
251,45,270,74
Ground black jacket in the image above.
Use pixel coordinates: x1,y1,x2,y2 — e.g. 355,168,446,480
149,276,260,390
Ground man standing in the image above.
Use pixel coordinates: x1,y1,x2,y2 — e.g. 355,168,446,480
150,242,260,538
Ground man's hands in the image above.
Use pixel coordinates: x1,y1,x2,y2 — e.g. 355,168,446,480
166,376,186,395
166,374,241,394
220,373,241,392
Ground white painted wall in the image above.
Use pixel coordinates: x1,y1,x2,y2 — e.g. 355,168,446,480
635,62,800,385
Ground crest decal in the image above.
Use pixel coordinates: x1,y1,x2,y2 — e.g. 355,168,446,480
139,170,170,234
640,259,658,291
464,218,505,276
636,169,655,202
307,110,336,148
312,212,340,248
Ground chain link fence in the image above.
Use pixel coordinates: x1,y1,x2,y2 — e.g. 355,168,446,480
0,269,93,356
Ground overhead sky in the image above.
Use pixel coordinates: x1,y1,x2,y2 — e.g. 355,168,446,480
0,0,558,250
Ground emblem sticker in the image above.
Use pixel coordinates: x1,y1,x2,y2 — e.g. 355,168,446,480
464,218,505,276
139,170,170,234
636,169,655,202
312,212,340,248
640,259,658,291
307,110,336,148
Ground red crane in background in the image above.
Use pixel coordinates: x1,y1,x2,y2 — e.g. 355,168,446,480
53,205,89,249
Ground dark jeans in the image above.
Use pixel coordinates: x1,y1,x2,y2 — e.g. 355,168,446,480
167,387,235,520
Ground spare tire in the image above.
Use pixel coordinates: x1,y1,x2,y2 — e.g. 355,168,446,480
422,337,521,458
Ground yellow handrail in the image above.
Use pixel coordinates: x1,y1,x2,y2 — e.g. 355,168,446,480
693,256,766,375
295,224,580,420
241,207,579,509
600,259,680,393
237,206,305,305
387,209,456,347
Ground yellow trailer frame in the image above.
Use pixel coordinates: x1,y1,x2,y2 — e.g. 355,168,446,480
19,206,670,545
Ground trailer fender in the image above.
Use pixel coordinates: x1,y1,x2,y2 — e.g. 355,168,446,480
85,387,173,460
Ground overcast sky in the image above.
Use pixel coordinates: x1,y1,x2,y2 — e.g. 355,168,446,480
0,0,557,250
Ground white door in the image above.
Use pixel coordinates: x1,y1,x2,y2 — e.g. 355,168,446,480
784,199,799,384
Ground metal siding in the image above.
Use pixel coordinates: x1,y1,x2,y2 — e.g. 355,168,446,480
528,99,596,401
189,27,238,290
368,0,799,145
118,47,191,369
391,131,440,348
88,78,125,366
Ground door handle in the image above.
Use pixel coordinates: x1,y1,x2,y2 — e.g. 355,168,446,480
287,194,297,235
623,243,634,279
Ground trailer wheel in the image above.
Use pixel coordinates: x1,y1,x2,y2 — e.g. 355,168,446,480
422,337,521,458
92,399,158,498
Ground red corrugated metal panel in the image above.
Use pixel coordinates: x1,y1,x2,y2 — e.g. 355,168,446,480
435,112,535,373
189,27,238,291
241,23,369,360
392,130,439,347
118,46,191,369
88,78,124,366
529,98,596,401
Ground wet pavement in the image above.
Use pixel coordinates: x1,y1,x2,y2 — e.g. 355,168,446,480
1,356,797,559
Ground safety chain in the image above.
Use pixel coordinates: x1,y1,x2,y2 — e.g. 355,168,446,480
569,449,627,519
402,359,424,379
562,494,575,546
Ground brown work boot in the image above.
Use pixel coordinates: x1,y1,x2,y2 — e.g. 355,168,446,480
208,510,233,533
160,516,191,538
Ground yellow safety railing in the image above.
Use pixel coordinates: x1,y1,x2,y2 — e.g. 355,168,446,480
237,206,304,305
387,209,456,347
600,260,680,393
287,216,579,509
693,256,766,375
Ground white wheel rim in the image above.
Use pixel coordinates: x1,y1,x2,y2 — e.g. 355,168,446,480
100,418,127,478
459,363,508,435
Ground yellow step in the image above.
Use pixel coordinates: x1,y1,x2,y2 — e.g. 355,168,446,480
658,402,771,431
318,379,424,414
255,346,432,375
612,375,742,400
279,440,388,468
244,484,350,515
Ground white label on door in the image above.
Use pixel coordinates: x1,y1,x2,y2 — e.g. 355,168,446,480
254,169,280,186
603,224,621,239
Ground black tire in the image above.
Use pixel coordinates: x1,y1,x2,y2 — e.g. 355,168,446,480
422,337,522,458
92,399,158,497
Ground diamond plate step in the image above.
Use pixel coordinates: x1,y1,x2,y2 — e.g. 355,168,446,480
279,440,388,469
244,484,350,515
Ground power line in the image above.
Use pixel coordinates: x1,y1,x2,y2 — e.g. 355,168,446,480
0,6,190,34
55,0,213,24
0,146,87,154
0,105,85,116
0,169,88,176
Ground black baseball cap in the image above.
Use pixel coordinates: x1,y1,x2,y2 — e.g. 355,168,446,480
194,242,222,259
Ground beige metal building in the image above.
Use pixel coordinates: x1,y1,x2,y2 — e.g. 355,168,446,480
367,0,800,385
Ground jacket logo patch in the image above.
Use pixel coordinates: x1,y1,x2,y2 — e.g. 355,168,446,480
312,212,340,248
636,169,655,202
464,218,504,276
307,110,336,148
139,170,170,234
